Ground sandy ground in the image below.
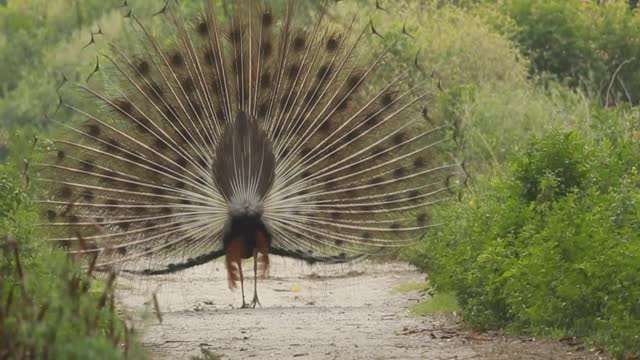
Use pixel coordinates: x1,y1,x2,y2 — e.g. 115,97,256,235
116,258,609,360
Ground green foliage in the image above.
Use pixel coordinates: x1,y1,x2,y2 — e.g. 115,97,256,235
329,1,551,171
0,0,119,95
408,112,640,358
513,130,588,202
331,1,529,88
0,0,183,134
0,129,8,163
498,0,640,104
441,80,590,171
1,0,117,132
0,142,145,359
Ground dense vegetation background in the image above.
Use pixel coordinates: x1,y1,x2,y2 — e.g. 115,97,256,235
1,0,638,358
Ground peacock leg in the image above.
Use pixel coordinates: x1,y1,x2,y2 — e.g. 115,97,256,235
238,260,248,308
250,250,261,308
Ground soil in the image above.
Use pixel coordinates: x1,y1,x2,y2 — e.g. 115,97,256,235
116,258,609,360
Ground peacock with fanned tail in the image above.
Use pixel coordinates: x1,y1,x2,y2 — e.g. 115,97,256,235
39,0,461,308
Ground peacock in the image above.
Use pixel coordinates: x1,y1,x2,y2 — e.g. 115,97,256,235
39,0,460,308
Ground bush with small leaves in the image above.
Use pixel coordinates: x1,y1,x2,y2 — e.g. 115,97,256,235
0,145,145,359
408,110,640,358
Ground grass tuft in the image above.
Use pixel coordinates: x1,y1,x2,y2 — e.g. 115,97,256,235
410,292,460,316
392,281,428,294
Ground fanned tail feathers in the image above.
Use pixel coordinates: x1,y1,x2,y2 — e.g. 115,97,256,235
38,0,461,273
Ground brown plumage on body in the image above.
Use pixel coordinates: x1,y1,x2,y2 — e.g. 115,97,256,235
38,0,459,308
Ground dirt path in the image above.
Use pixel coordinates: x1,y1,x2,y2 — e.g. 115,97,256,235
116,258,608,360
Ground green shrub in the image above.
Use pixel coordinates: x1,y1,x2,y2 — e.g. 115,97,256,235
499,0,640,105
0,139,145,359
408,111,640,358
513,130,588,202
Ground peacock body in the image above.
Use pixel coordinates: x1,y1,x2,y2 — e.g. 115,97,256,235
40,0,459,307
